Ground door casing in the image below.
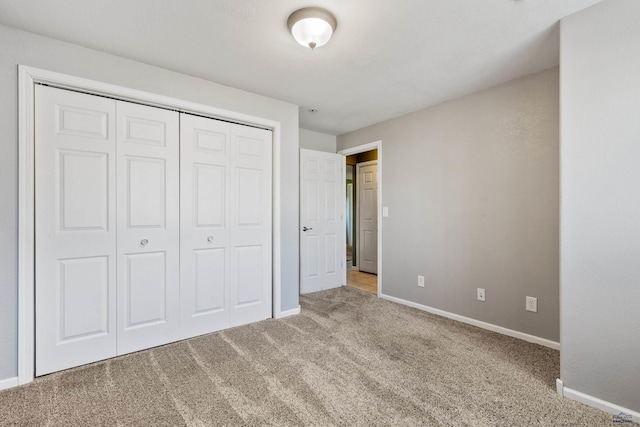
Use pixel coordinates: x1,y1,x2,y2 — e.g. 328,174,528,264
337,142,383,295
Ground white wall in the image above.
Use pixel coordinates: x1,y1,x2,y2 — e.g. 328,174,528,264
338,68,560,342
0,24,300,381
560,0,640,413
299,128,337,153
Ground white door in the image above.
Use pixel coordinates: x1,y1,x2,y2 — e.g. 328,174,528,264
116,101,180,354
300,149,346,294
227,124,272,327
35,85,118,375
357,161,378,274
180,114,272,337
35,85,272,376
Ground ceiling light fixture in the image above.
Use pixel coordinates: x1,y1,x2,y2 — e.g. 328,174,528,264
287,7,337,50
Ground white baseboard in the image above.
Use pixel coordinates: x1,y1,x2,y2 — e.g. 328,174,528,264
556,379,639,423
275,305,300,319
379,293,560,350
0,376,18,391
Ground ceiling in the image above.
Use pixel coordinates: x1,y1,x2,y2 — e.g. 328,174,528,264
0,0,602,135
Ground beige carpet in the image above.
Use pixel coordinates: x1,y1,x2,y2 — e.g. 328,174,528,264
0,287,623,426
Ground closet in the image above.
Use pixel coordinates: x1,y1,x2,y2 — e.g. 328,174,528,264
34,85,272,376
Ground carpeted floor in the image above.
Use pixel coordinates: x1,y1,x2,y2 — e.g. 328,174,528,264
0,287,624,426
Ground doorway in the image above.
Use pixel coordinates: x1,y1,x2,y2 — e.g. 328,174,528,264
338,142,382,296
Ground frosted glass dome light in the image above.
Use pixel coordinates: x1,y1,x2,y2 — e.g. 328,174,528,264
287,7,337,50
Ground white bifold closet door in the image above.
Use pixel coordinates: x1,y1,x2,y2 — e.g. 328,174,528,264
35,85,180,375
35,85,272,376
180,114,272,339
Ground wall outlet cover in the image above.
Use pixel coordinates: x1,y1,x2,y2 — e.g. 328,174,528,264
477,288,485,301
526,296,538,312
418,275,425,287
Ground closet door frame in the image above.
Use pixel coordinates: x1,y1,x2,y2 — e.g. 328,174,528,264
17,65,283,386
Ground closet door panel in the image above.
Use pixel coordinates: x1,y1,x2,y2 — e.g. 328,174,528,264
228,125,272,328
180,114,231,338
116,101,180,355
35,85,117,376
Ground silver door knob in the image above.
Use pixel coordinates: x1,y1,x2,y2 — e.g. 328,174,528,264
207,236,214,243
140,239,149,246
302,226,313,232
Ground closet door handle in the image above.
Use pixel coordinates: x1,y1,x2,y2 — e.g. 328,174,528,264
140,239,149,246
207,236,214,243
302,226,313,232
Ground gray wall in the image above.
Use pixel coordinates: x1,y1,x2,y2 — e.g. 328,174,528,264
338,68,560,342
0,24,300,381
560,0,640,412
299,128,337,153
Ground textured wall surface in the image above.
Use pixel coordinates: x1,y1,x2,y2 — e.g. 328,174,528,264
338,68,560,342
0,24,299,381
299,129,337,153
560,0,640,413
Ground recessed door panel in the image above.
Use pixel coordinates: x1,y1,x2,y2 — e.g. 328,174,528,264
306,180,319,222
306,235,320,278
58,256,109,341
324,234,337,275
362,230,375,263
56,105,108,139
325,159,337,174
236,135,262,158
235,246,262,306
324,180,336,221
363,188,375,221
194,248,225,314
195,164,225,228
125,252,166,328
236,168,262,227
59,150,109,231
306,159,319,173
194,128,227,153
127,157,166,229
123,116,166,146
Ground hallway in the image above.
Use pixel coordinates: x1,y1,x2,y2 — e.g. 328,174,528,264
346,268,377,294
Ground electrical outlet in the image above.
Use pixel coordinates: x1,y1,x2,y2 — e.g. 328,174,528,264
526,296,538,312
418,275,425,287
477,288,485,301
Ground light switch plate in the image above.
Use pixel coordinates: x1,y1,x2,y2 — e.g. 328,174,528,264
382,206,389,217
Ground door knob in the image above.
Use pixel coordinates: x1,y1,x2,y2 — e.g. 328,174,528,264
302,226,313,232
207,236,214,243
140,239,149,246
